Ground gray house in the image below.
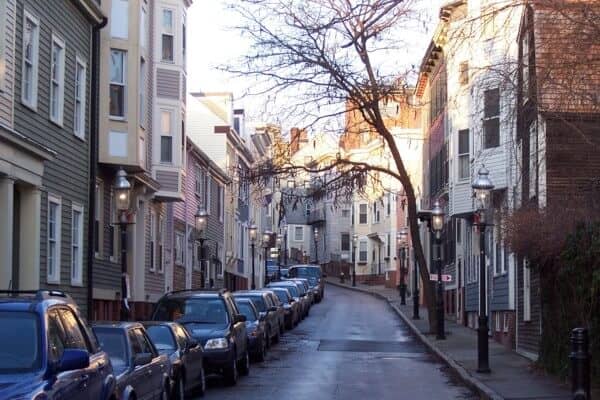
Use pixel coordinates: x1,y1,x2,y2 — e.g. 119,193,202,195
3,0,105,314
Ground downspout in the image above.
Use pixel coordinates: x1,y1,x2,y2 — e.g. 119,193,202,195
87,16,108,321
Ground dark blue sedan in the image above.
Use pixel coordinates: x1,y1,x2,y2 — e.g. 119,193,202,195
235,298,267,362
93,322,170,400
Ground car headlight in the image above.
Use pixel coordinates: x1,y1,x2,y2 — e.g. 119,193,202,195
204,338,229,349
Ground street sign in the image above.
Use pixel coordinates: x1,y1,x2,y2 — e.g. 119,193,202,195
430,274,452,282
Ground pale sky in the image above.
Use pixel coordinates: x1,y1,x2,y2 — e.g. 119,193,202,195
186,0,445,124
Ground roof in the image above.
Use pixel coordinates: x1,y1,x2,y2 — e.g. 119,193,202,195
186,137,231,184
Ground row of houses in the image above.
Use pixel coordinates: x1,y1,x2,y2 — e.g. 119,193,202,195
0,0,278,320
416,0,599,359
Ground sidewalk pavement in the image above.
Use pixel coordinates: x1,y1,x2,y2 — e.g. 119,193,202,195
326,278,573,400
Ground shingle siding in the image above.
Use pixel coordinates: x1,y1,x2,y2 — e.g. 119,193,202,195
465,282,479,312
0,0,16,127
490,274,509,311
13,0,93,311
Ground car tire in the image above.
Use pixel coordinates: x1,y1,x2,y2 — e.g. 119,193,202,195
196,366,206,397
224,356,238,386
160,383,169,400
238,350,250,376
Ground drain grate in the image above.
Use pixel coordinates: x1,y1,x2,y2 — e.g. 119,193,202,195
318,339,423,353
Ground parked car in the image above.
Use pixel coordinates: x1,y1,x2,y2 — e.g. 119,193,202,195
143,321,206,399
266,287,299,329
267,281,309,319
0,290,116,400
280,268,289,278
233,291,281,346
234,299,267,362
288,265,325,302
258,290,286,333
288,278,315,306
92,322,170,400
283,279,312,316
151,289,249,386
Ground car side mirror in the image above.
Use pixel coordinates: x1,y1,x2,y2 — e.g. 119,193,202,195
57,349,89,373
133,353,153,367
269,306,277,312
233,314,247,323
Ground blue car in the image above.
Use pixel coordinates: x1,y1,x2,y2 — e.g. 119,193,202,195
93,322,170,400
0,290,116,400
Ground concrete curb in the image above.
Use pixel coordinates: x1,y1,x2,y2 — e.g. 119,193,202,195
327,280,504,400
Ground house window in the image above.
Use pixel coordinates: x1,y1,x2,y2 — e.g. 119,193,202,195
341,209,350,218
149,210,156,272
523,260,531,321
110,0,128,39
21,11,40,108
294,226,303,241
218,185,224,222
522,31,530,103
158,216,165,273
161,9,174,62
359,240,367,263
175,232,184,265
458,129,470,179
495,313,501,332
49,35,65,125
160,111,173,163
495,240,502,275
71,205,83,286
483,88,500,149
373,201,380,223
139,58,146,127
359,204,367,224
194,165,202,197
341,233,350,252
47,195,62,284
74,58,86,138
459,61,468,85
109,49,126,118
456,219,462,244
387,233,391,257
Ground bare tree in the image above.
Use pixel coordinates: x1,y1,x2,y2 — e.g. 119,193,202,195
224,0,442,331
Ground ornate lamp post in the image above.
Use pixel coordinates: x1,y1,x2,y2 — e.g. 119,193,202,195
262,230,273,286
249,224,258,290
114,168,132,321
352,234,358,287
397,227,408,305
277,233,283,280
195,208,208,286
313,227,319,265
472,165,494,373
431,200,445,340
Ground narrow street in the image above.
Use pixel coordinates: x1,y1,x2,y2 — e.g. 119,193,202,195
199,284,477,400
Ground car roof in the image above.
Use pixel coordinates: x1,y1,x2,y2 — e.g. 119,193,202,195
0,290,78,312
233,291,267,297
289,264,321,269
141,321,180,328
92,321,144,330
160,290,228,300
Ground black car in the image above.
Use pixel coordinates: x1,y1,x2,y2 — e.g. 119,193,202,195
151,289,250,386
288,265,325,302
235,299,267,362
92,322,170,400
233,291,281,346
144,322,206,399
266,287,299,329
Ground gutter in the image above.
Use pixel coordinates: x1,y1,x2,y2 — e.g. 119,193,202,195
87,15,108,321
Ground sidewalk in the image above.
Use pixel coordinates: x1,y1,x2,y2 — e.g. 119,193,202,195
326,278,572,400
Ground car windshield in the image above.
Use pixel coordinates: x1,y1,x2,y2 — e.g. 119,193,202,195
153,298,229,325
94,328,128,372
237,302,257,321
0,311,41,373
271,284,298,297
146,325,176,352
236,296,266,312
272,290,289,303
290,267,321,279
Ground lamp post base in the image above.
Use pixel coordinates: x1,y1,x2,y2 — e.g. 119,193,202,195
399,283,407,305
477,315,491,373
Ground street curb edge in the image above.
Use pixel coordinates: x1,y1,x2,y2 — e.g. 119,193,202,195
326,280,504,400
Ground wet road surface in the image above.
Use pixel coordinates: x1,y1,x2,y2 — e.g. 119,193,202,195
198,284,477,400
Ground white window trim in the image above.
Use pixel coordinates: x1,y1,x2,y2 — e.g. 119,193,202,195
73,56,87,139
109,49,127,120
294,226,304,242
49,34,66,126
21,10,40,110
158,216,165,273
47,194,62,284
0,0,6,90
94,182,102,258
219,185,224,223
71,203,84,286
503,313,509,333
359,203,368,224
458,129,470,181
359,240,368,263
139,57,146,128
205,173,211,214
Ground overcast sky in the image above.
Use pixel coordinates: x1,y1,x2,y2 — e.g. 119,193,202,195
186,0,445,126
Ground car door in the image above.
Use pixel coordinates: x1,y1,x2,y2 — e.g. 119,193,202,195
135,328,165,399
226,297,246,357
59,308,107,399
127,329,152,400
174,324,202,386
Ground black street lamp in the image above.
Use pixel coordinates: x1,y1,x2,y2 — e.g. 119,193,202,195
472,165,494,373
263,230,273,286
431,200,445,340
313,227,319,265
195,208,208,286
397,227,408,305
277,233,283,280
114,168,132,321
412,239,420,320
352,234,358,287
249,224,258,290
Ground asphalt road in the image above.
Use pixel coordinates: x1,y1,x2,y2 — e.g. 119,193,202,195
198,284,477,400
